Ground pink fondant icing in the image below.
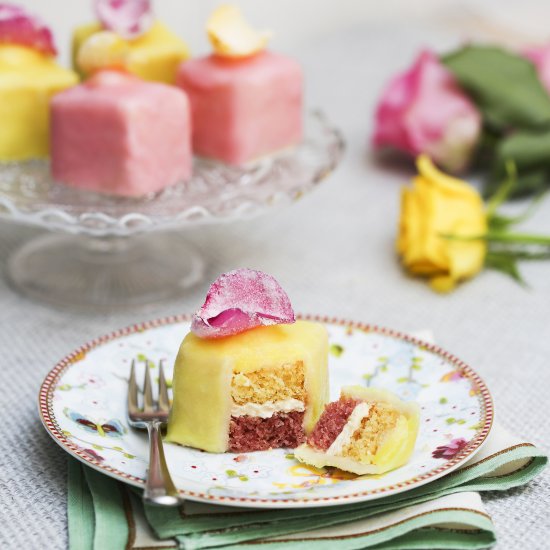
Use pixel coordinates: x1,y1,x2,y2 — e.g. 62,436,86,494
176,51,302,165
51,71,192,197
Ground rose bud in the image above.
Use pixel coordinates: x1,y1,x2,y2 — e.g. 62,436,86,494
373,51,482,174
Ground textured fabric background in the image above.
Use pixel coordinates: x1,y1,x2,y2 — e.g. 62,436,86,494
0,23,549,550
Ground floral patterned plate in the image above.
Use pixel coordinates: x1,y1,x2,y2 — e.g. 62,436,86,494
39,316,493,508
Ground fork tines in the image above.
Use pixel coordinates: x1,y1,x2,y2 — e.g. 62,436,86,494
128,359,170,418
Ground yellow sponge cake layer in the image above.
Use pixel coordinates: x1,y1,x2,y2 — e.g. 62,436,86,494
73,21,190,84
0,46,78,161
231,362,305,405
166,320,329,453
341,402,400,460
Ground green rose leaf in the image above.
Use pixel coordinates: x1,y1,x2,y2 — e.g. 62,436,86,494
442,46,550,131
489,129,550,197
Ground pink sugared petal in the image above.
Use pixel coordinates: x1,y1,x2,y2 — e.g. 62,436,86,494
0,3,56,55
191,269,296,339
95,0,153,40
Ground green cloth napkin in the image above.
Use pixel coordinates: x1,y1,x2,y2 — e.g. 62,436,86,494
68,424,546,550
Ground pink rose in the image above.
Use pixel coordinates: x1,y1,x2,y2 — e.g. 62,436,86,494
523,45,550,93
372,51,481,173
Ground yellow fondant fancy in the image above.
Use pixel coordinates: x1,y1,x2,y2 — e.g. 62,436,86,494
207,5,271,59
77,31,130,75
166,321,329,453
0,45,78,161
72,21,190,84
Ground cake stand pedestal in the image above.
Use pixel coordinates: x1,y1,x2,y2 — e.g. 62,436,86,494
0,111,344,311
7,233,204,311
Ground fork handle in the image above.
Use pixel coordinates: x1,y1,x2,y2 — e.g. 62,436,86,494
144,420,180,506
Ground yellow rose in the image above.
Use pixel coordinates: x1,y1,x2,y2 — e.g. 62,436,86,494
397,155,487,292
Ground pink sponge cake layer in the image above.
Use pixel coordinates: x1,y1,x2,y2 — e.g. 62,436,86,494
229,411,306,453
176,51,302,165
51,71,192,197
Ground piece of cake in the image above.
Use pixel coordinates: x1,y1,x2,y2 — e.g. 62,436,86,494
0,4,78,161
166,269,329,453
175,5,302,165
294,386,420,475
73,0,190,84
51,69,192,196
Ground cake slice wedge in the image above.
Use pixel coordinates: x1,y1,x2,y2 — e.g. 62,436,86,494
294,386,419,475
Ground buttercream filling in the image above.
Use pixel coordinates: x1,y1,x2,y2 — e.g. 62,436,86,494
327,402,371,456
231,398,305,419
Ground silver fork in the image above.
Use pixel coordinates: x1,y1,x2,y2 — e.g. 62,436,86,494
128,359,180,506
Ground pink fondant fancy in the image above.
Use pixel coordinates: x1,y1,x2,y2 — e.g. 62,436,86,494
0,3,56,55
191,268,296,339
95,0,153,40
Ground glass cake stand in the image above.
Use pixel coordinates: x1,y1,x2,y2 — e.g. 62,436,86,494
0,111,345,311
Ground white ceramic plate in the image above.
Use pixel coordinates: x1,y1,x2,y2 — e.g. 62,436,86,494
39,315,493,508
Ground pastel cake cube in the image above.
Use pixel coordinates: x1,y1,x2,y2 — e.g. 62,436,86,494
176,51,303,165
295,387,420,475
0,45,78,162
166,321,329,453
51,71,192,196
73,21,190,84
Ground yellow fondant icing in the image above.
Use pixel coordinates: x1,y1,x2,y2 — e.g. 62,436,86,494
72,21,190,84
0,45,78,162
166,320,329,453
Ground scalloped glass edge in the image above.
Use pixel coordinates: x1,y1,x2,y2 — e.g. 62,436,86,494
0,111,344,237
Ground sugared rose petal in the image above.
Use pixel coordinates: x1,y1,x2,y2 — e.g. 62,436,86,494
95,0,153,40
77,31,130,75
207,5,271,59
0,3,56,55
191,269,295,339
